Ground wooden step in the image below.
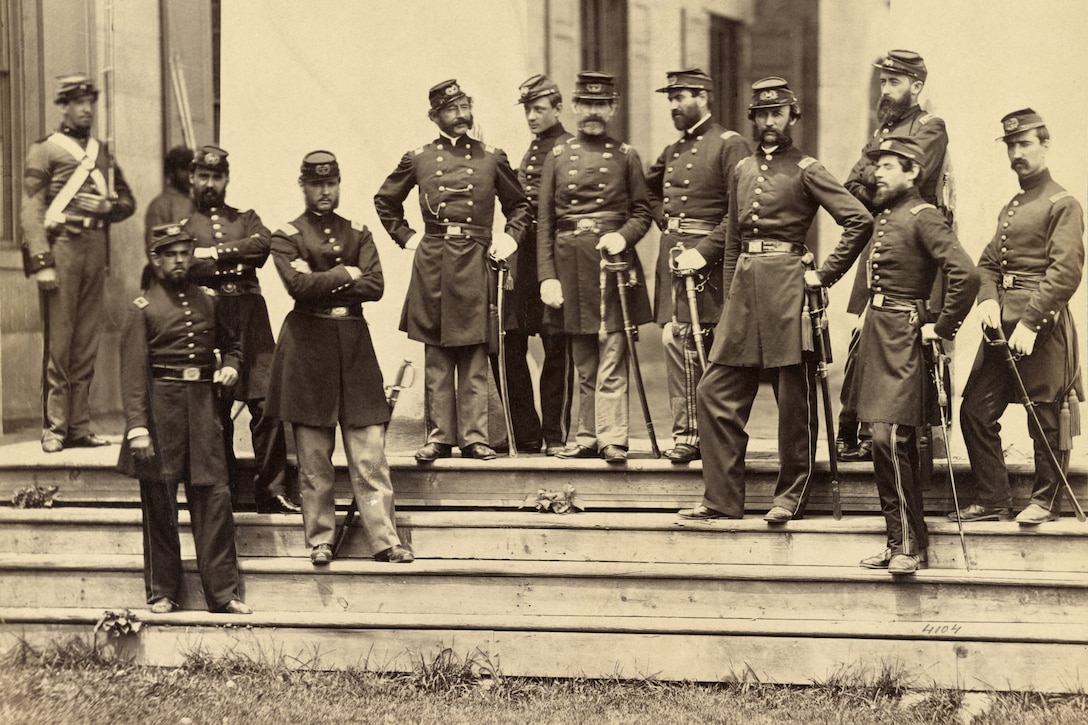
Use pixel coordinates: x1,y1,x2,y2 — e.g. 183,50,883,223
3,509,1087,573
3,554,1086,627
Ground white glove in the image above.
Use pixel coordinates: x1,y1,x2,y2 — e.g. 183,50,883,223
595,232,626,256
345,265,362,280
674,248,706,271
404,233,419,252
214,366,239,386
290,257,313,274
976,298,1001,330
35,268,59,291
920,323,939,343
193,246,219,260
1008,322,1038,356
803,270,823,289
540,278,564,309
489,232,519,261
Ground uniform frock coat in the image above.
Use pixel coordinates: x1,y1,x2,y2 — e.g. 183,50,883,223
374,135,532,348
266,211,390,429
646,117,752,325
537,133,653,335
849,189,978,426
117,277,240,485
710,144,873,368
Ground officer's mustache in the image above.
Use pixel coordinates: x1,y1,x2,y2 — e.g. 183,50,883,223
581,115,607,124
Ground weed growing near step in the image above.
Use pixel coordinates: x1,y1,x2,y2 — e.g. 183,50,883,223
11,484,60,508
522,484,583,513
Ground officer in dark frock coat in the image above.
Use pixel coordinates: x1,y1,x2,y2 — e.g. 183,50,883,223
846,138,978,575
267,152,413,566
679,77,872,522
375,80,532,463
117,223,250,615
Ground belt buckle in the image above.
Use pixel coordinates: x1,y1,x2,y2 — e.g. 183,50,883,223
182,367,200,382
330,306,348,317
748,240,764,254
221,282,237,294
447,225,463,236
666,218,681,231
576,218,597,233
872,293,886,308
1002,274,1015,289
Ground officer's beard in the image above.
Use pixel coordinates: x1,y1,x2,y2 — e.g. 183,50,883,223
873,181,911,210
876,94,912,125
752,125,792,150
196,187,226,211
578,116,608,136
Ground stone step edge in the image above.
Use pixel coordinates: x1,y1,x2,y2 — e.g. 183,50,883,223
1,607,1083,645
2,554,1086,588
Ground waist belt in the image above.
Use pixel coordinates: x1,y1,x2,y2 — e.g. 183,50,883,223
57,214,106,231
663,217,717,234
870,293,919,312
294,303,363,319
199,278,261,296
557,215,625,234
1002,272,1044,291
424,222,492,239
151,364,214,382
741,239,806,255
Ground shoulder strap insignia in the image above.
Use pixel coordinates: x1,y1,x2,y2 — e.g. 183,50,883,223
553,146,564,157
798,156,818,170
910,202,937,215
133,296,149,309
412,146,424,156
277,222,300,237
351,220,366,232
721,130,739,141
483,143,497,154
918,113,935,125
1050,191,1072,203
619,143,631,154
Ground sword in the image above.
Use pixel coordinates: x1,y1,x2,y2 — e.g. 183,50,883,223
602,251,661,458
493,258,517,457
332,359,415,557
804,269,842,520
668,244,708,370
984,325,1086,522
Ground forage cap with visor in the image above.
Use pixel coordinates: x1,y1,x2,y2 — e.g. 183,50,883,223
517,73,560,105
747,76,797,111
54,73,99,104
873,49,928,82
866,136,925,163
147,222,195,255
429,79,469,110
573,71,618,101
996,108,1046,141
656,68,713,94
191,145,230,174
299,151,339,182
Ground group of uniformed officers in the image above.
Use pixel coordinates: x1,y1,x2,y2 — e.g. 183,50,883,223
21,49,1083,612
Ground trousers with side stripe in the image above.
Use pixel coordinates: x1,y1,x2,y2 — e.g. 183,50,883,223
696,361,818,517
871,421,929,556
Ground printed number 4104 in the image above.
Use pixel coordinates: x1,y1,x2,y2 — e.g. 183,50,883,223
920,623,962,635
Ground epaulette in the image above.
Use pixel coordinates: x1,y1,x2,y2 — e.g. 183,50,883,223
619,143,631,154
133,296,149,309
1050,191,1072,203
277,222,300,237
351,220,366,232
910,202,937,215
735,158,748,171
798,156,818,170
412,147,425,156
918,113,936,125
721,130,739,141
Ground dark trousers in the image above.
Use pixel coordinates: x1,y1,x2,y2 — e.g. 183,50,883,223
490,330,573,450
696,362,818,517
960,361,1067,512
139,477,240,610
837,326,866,444
491,330,542,451
219,395,290,508
871,422,928,556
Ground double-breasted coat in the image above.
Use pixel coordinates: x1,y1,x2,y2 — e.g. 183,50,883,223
266,211,390,429
537,133,653,335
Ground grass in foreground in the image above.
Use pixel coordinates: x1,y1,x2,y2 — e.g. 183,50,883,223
1,637,1085,724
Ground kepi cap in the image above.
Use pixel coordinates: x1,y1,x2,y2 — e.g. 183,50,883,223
54,73,99,104
874,50,928,82
866,136,925,164
192,145,230,174
517,74,561,105
299,150,340,183
147,222,195,254
573,71,618,101
656,68,713,94
429,79,469,111
747,77,797,110
996,108,1046,141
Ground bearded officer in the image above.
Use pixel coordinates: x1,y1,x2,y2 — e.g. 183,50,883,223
375,79,532,463
21,73,136,453
267,152,413,566
118,223,250,614
679,77,872,522
537,71,653,465
182,145,297,514
847,138,978,575
955,109,1084,525
647,68,752,465
838,50,951,461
